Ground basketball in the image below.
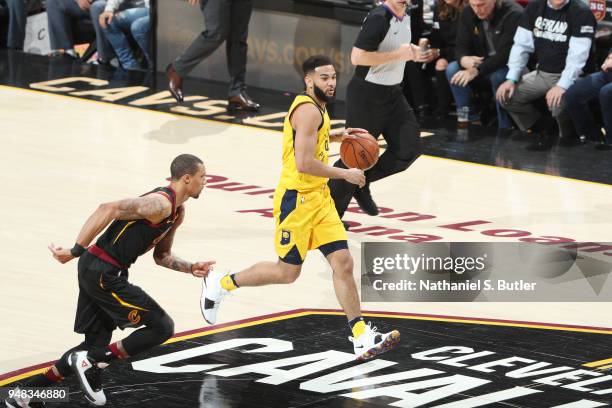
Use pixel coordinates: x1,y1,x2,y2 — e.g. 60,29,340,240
340,132,379,170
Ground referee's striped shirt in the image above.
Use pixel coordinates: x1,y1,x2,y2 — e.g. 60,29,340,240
353,5,412,86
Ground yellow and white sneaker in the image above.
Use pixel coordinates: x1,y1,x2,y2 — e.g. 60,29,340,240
350,323,400,361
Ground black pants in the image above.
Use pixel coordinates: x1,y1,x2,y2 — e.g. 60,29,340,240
329,77,422,218
403,61,433,109
173,0,253,96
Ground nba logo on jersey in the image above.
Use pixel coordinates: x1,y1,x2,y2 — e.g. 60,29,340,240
280,230,291,245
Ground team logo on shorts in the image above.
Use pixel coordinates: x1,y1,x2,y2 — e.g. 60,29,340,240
280,230,291,245
128,309,141,324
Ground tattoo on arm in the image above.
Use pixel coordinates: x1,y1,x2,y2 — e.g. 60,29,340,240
152,205,187,272
117,195,169,220
157,254,193,274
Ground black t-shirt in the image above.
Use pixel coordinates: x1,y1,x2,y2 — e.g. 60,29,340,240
520,0,596,73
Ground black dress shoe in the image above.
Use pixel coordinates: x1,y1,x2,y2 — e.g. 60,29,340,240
354,184,379,216
526,132,554,151
228,91,260,111
166,64,183,103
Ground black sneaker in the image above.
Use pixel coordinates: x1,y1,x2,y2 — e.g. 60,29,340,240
67,351,106,406
354,184,379,216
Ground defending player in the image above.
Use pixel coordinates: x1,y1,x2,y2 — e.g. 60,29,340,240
6,154,214,408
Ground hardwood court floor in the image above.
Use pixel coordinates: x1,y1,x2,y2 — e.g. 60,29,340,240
1,85,611,375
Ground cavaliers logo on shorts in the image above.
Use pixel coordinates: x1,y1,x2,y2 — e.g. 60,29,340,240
280,230,291,245
128,309,141,325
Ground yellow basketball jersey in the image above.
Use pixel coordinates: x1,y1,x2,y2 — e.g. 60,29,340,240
278,94,331,191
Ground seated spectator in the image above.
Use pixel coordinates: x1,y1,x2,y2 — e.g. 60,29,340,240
99,0,150,70
565,49,612,150
0,0,29,50
47,0,91,57
427,0,467,117
403,0,433,118
496,0,596,150
446,0,522,128
89,0,115,65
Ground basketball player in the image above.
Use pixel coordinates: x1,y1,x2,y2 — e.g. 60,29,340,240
329,0,423,219
5,154,215,408
200,55,401,361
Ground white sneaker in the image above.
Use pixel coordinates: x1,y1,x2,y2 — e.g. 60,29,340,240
67,351,106,406
200,269,231,325
349,322,400,361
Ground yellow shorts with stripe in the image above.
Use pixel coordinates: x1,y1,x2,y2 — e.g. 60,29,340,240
273,185,348,265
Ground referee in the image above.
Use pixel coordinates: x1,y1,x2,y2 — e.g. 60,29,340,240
329,0,423,218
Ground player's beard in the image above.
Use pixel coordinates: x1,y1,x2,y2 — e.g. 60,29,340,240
314,84,335,103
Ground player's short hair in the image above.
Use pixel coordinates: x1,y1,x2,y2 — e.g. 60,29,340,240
170,154,203,180
302,55,334,76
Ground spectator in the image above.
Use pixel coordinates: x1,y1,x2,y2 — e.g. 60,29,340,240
496,0,596,150
402,0,432,118
447,0,522,128
428,0,467,117
166,0,259,110
565,49,612,150
99,0,150,70
46,0,91,57
89,0,115,65
46,0,113,62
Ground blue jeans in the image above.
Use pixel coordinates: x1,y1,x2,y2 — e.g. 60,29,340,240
445,61,511,129
103,7,150,70
565,70,612,144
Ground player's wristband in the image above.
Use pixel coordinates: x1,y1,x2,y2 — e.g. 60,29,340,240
506,78,517,84
70,243,86,258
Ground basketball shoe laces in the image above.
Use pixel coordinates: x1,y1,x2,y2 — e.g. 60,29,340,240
348,322,382,344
